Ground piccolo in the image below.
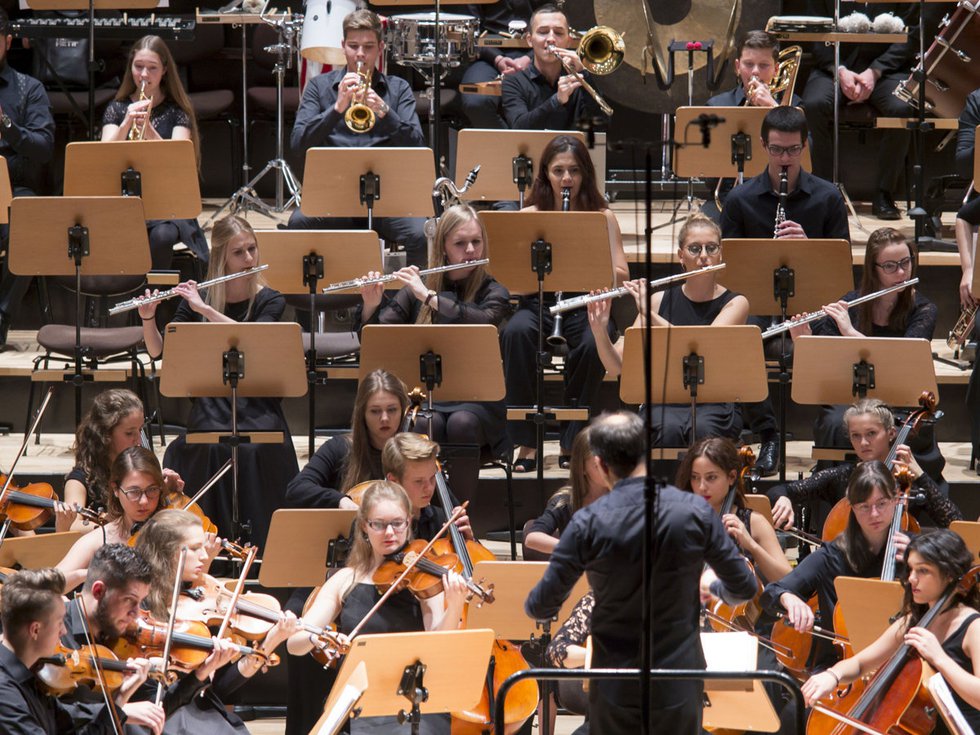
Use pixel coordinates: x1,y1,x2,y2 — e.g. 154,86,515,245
760,277,919,339
108,265,270,316
321,259,489,294
548,264,727,315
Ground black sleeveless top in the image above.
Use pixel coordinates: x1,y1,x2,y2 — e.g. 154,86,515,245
658,285,739,326
338,582,425,636
935,612,980,733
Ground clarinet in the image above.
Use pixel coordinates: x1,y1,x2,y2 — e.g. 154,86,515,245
548,187,573,348
774,165,788,237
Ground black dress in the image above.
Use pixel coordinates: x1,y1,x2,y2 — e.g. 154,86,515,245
162,288,298,549
102,99,209,269
935,612,980,734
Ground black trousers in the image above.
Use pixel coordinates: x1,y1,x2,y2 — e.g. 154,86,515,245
801,69,910,192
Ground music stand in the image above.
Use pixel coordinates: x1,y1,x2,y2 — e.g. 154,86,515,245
718,237,853,481
619,325,769,440
318,629,494,735
700,632,780,731
259,509,358,587
456,130,587,206
159,322,306,541
8,196,150,422
63,140,201,220
300,148,435,229
0,530,85,569
951,520,980,562
256,230,383,454
0,158,12,224
833,577,904,653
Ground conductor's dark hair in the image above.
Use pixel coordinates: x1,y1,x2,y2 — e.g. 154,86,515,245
84,543,152,593
761,106,808,145
736,30,778,60
589,412,645,480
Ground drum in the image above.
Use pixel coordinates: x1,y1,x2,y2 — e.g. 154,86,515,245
387,12,479,67
301,0,356,66
897,3,980,119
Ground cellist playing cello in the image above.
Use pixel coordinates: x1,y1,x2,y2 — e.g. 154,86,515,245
802,529,980,734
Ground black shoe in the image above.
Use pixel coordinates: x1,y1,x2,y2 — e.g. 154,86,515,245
755,439,780,477
0,311,9,349
871,191,901,220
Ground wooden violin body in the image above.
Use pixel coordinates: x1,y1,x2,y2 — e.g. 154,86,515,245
373,540,459,600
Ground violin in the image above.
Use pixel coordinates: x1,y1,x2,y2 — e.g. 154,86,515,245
162,491,218,535
0,475,107,531
35,642,170,696
373,539,462,600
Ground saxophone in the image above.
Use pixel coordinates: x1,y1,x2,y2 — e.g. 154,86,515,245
128,81,151,141
774,165,788,237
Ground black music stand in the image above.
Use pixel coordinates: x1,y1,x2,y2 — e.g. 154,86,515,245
8,196,150,423
159,322,306,542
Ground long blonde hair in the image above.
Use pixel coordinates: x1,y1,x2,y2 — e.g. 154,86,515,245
134,509,202,618
205,215,266,317
343,481,413,599
417,205,491,325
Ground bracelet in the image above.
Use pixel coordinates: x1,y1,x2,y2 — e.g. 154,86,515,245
825,669,840,685
424,291,437,307
140,316,154,321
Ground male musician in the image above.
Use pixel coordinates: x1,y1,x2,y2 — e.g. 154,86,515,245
0,6,55,349
0,567,156,734
288,8,428,267
800,0,915,219
382,432,474,542
708,30,801,109
501,4,609,130
525,411,758,732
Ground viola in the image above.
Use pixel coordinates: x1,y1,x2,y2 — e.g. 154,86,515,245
162,491,218,535
373,539,461,600
0,475,106,531
35,642,170,696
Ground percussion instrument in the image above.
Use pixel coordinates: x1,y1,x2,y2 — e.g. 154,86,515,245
386,12,479,67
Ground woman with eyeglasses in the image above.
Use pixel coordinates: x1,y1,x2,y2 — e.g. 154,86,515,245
588,213,749,446
287,481,467,735
55,446,191,592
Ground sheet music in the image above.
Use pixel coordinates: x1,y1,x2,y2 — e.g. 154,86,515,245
311,661,368,735
928,672,975,735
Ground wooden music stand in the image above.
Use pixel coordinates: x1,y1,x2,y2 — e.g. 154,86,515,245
63,140,201,220
456,130,587,206
700,631,780,731
259,509,358,587
300,148,435,227
0,158,12,225
255,229,383,454
8,196,150,422
317,629,495,734
674,106,813,181
743,494,774,526
619,325,769,442
160,322,306,540
950,520,980,562
0,531,85,569
791,337,939,406
833,577,904,653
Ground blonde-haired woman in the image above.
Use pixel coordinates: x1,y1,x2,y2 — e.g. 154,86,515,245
138,214,297,550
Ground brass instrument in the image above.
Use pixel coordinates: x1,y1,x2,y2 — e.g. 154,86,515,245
128,81,151,141
108,265,270,315
548,187,572,348
774,166,788,237
760,278,919,338
321,259,489,294
424,165,481,243
773,45,802,104
948,303,978,351
344,60,376,134
547,25,623,117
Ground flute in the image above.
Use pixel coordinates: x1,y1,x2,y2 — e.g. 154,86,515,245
760,278,919,338
321,259,489,294
108,265,270,315
548,263,727,315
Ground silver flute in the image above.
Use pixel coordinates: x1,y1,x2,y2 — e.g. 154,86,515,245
109,265,270,315
548,263,727,315
321,259,489,294
760,278,919,338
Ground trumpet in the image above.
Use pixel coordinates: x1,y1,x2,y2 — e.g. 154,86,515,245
108,265,270,315
345,60,375,133
549,264,727,315
128,80,151,141
321,259,489,294
547,25,623,118
760,278,919,338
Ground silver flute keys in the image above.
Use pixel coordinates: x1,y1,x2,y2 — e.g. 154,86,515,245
774,165,789,238
321,260,490,294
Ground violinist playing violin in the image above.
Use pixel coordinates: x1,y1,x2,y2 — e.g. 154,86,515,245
802,529,980,734
0,568,158,735
135,510,300,735
286,481,467,735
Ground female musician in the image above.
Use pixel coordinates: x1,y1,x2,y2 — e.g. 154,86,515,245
358,204,511,461
501,134,628,471
138,214,298,551
802,529,980,734
135,509,300,734
286,481,467,734
767,399,962,532
588,213,749,446
761,461,911,672
55,446,171,592
676,436,791,584
524,426,610,556
100,35,208,270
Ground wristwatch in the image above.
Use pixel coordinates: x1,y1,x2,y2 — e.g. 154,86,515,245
379,100,390,117
424,290,437,306
0,115,12,130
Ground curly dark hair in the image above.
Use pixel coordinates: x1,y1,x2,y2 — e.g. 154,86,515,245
72,389,144,510
899,529,980,629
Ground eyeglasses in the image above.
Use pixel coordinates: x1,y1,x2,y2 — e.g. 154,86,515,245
874,256,913,274
852,498,895,515
683,244,721,256
766,144,804,157
365,519,409,532
118,486,161,501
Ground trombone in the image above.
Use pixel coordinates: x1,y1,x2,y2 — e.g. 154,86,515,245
547,26,624,117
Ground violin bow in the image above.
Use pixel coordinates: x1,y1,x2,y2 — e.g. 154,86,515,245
181,459,233,510
0,387,54,501
215,544,260,642
77,595,124,735
156,546,188,705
